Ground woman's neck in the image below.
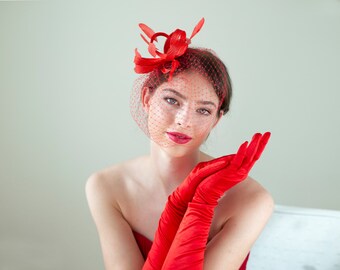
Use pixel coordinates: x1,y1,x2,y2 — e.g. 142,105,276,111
149,142,201,195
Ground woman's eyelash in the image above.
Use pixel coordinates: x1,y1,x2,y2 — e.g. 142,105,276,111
197,108,211,115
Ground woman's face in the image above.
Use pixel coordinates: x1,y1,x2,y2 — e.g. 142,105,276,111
143,70,221,156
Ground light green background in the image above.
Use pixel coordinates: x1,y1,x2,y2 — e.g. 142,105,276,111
1,1,339,269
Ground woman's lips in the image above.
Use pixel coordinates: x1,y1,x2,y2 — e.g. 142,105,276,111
166,132,192,144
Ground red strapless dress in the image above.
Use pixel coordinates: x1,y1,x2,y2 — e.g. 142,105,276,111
133,231,249,269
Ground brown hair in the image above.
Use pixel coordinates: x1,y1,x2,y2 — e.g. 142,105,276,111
142,47,232,115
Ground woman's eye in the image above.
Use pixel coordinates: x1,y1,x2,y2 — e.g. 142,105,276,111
165,97,179,105
197,108,211,115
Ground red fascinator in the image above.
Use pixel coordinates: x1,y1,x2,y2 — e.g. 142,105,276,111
134,18,205,80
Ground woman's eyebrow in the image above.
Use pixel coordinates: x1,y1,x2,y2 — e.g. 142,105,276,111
163,88,217,108
197,100,217,108
163,88,187,100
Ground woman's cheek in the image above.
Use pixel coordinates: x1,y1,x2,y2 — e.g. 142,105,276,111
148,105,173,135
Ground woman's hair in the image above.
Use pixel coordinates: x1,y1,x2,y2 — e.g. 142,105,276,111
141,47,232,115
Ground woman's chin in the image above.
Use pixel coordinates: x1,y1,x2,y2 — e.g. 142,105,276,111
158,142,199,158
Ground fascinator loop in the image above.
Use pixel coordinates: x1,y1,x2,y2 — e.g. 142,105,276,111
134,18,205,80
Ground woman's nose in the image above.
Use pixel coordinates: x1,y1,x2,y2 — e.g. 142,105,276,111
175,106,192,127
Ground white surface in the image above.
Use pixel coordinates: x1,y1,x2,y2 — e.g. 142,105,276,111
248,205,340,270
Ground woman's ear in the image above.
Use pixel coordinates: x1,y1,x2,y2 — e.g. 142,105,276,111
141,87,153,113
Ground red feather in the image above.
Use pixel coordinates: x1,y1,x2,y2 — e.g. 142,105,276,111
139,23,157,41
189,18,205,40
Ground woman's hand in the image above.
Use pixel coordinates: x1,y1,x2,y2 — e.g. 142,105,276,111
170,154,235,209
193,132,271,206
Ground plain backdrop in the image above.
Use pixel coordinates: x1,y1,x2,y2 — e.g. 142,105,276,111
1,0,339,269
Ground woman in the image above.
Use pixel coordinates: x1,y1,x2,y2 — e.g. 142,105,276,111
86,18,274,269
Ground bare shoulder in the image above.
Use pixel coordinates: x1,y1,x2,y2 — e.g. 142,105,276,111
239,177,274,216
85,157,149,269
209,176,274,241
85,156,149,208
237,176,273,202
223,176,274,217
85,163,124,209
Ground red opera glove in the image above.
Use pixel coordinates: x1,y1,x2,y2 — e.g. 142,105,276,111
143,155,234,270
194,132,271,206
161,132,271,269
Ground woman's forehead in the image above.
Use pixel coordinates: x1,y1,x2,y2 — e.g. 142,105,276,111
158,71,217,98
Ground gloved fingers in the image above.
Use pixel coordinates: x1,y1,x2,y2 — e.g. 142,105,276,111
245,131,271,171
192,154,234,179
230,140,248,169
253,132,271,161
176,155,234,203
242,133,262,167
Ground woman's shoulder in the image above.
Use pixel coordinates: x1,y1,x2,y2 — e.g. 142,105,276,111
219,175,274,218
243,176,274,207
85,155,150,205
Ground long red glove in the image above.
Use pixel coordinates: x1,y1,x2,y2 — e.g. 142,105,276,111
143,155,235,270
161,132,271,269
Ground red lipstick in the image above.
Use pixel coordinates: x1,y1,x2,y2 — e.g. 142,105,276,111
166,132,192,144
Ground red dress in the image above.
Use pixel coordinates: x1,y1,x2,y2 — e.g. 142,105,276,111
133,231,249,269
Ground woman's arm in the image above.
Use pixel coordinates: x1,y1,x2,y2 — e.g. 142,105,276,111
143,155,233,270
85,172,144,270
161,132,272,270
204,178,274,269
